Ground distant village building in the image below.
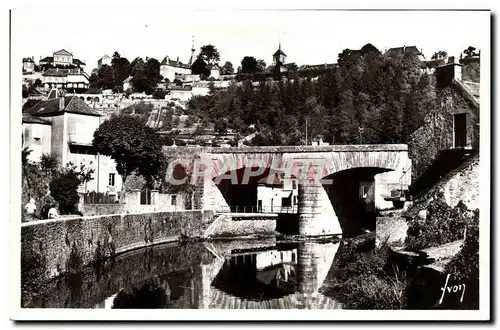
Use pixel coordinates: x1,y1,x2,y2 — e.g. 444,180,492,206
383,45,426,61
160,56,192,82
97,54,112,68
41,68,89,92
39,49,87,72
22,57,35,73
256,173,298,213
122,76,133,92
23,89,123,196
160,40,196,82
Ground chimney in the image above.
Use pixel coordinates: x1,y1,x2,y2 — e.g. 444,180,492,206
177,56,179,62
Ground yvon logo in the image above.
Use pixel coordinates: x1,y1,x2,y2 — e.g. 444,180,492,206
439,274,466,305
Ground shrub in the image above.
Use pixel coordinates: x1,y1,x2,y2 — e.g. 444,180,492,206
405,193,473,250
445,209,479,283
49,169,81,215
339,273,407,309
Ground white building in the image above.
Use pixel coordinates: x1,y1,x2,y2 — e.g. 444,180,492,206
97,54,112,68
23,90,123,196
256,173,298,213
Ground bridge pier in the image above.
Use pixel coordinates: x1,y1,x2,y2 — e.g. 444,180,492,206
298,181,342,236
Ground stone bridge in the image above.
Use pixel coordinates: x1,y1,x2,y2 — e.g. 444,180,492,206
163,145,411,236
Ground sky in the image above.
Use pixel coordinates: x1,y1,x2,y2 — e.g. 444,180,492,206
12,9,490,73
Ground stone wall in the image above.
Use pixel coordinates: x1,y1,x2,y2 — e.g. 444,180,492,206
376,215,408,247
207,216,276,238
405,154,479,218
21,210,210,295
408,85,479,184
81,203,126,216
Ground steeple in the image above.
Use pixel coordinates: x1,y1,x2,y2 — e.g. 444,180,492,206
188,36,195,66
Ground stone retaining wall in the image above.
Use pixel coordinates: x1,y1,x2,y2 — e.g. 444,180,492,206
21,210,212,295
208,216,277,238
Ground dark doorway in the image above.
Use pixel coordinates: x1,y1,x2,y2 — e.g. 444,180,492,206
454,113,467,148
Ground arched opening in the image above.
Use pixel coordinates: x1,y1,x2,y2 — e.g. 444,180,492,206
213,167,298,214
322,167,392,235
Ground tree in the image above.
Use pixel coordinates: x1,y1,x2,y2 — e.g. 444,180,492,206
241,56,258,74
49,163,82,215
111,52,131,86
221,61,234,75
256,59,267,72
92,114,167,198
197,44,220,66
191,58,210,77
431,50,448,60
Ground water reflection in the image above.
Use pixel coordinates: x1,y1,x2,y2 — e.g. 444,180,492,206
23,239,343,309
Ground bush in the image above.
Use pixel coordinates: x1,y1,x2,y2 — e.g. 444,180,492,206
339,273,407,309
405,193,473,250
445,209,479,283
49,169,81,215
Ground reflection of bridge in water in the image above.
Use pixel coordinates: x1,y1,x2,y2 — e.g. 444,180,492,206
24,240,343,309
197,240,343,309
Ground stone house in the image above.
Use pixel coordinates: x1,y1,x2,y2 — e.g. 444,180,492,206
408,57,480,192
23,90,123,196
42,68,89,91
40,49,86,72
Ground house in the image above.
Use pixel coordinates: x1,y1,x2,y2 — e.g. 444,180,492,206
256,172,298,213
97,54,112,68
22,57,35,73
23,90,123,196
383,45,425,61
122,76,133,92
22,113,52,162
39,49,87,72
42,68,89,91
408,56,479,192
208,64,221,80
160,56,192,82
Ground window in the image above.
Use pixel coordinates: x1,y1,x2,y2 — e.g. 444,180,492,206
108,173,115,186
171,195,177,206
292,180,297,189
360,186,368,199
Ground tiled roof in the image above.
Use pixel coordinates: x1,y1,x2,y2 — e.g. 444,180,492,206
273,48,287,57
42,68,88,77
299,63,336,70
23,57,35,63
72,58,86,65
384,46,423,58
22,112,52,125
54,49,72,56
40,56,53,63
42,68,68,77
24,96,101,117
160,56,191,69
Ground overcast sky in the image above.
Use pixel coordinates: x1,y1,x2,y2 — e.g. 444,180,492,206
12,9,489,72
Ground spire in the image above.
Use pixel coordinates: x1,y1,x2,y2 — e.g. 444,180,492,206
188,36,195,66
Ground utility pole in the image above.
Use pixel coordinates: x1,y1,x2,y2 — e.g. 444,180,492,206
305,118,308,146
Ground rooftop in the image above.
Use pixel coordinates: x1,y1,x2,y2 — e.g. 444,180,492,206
384,46,423,58
24,96,101,117
22,112,52,125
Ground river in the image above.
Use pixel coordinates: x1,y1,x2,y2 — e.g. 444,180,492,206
22,238,346,309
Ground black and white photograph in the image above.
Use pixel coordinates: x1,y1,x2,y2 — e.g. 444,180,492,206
8,4,491,322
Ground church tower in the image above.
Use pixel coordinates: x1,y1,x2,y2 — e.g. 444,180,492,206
188,36,195,66
273,41,287,66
